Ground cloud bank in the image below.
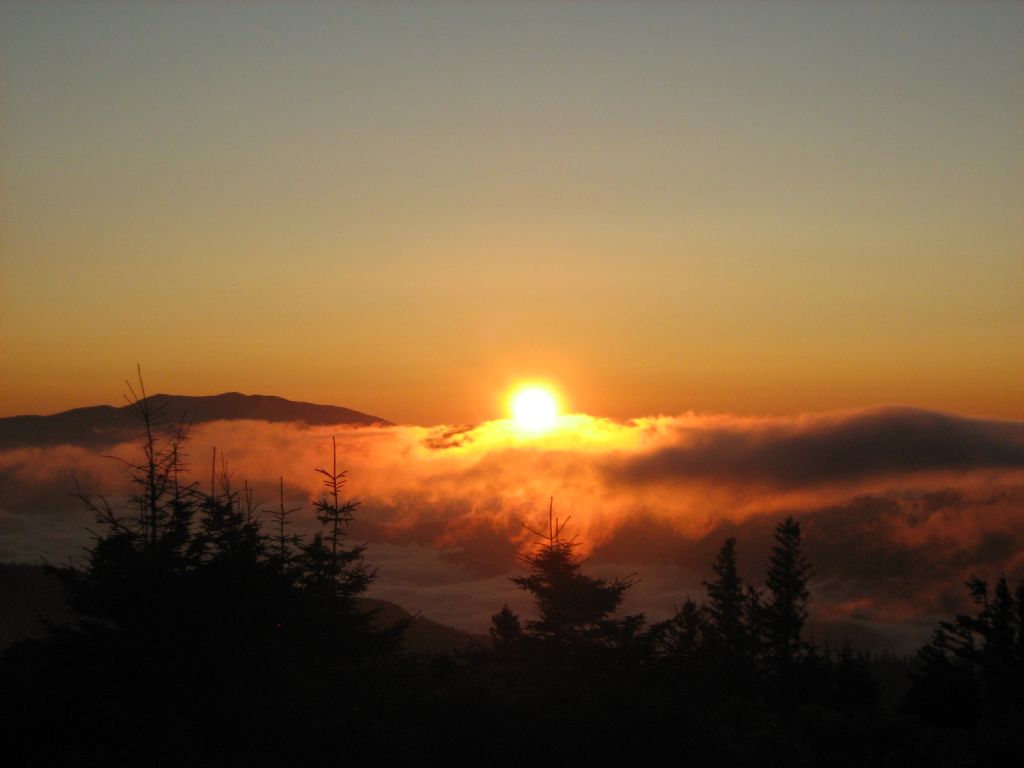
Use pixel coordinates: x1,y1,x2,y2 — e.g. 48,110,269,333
2,406,1022,648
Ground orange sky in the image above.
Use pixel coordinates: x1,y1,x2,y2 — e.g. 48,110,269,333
2,2,1022,423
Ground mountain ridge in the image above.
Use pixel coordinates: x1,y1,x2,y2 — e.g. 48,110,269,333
0,392,392,450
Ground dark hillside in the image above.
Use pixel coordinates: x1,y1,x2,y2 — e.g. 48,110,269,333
0,564,476,655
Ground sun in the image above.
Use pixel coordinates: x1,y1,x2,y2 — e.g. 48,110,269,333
510,386,559,432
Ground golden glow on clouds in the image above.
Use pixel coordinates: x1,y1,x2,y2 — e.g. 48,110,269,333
5,409,1023,633
7,408,1023,575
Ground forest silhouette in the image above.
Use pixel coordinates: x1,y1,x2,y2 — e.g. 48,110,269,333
1,376,1022,764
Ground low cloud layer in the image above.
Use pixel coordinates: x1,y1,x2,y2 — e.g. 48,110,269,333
2,406,1022,648
611,407,1024,487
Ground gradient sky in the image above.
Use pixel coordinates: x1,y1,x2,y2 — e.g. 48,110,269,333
2,1,1022,424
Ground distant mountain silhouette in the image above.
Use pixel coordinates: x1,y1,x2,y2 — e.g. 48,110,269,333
0,393,392,450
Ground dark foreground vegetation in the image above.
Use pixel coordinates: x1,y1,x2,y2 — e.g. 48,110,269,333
2,386,1022,765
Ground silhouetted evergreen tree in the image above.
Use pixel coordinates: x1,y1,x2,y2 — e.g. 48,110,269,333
988,577,1016,662
655,597,705,664
703,537,754,659
512,500,637,648
62,370,201,635
270,476,302,571
908,573,1024,741
292,436,387,657
762,516,812,666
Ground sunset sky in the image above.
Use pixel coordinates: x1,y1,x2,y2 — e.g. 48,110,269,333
2,1,1022,423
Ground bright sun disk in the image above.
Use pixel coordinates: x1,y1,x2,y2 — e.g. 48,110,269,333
510,386,559,432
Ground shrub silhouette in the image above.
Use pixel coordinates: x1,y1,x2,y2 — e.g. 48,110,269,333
489,603,522,651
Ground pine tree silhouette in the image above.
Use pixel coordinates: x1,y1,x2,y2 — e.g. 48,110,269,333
661,597,704,659
512,499,636,647
269,476,302,572
703,537,753,658
910,573,1024,730
762,516,812,666
303,436,375,600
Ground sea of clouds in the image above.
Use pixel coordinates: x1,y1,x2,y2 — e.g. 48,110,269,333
3,406,1023,651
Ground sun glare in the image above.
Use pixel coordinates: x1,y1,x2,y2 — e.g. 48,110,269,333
510,386,559,432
